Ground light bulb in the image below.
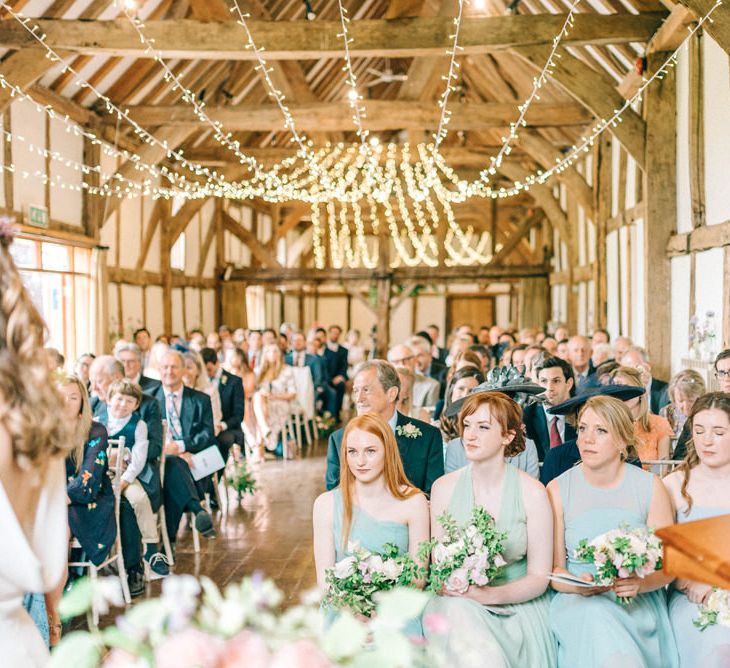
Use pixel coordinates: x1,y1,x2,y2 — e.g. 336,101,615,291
347,89,359,102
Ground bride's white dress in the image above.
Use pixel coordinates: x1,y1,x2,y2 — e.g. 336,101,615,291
0,459,67,666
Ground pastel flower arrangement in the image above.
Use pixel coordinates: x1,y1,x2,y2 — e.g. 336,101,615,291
694,588,730,631
418,507,507,594
574,524,663,604
323,542,422,617
51,573,436,668
395,423,422,439
224,458,257,496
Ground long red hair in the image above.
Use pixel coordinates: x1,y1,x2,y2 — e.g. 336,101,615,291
339,413,419,549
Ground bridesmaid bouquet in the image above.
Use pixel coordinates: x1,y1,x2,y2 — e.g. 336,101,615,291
574,524,663,604
694,588,730,631
323,542,421,616
419,507,507,594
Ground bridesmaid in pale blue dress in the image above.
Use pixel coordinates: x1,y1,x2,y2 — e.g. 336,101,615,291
663,392,730,667
547,395,678,668
312,413,429,633
424,392,557,668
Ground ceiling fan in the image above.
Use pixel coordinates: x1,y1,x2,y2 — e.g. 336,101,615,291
364,60,408,87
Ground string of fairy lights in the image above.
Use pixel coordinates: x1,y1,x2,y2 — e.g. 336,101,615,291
0,0,721,267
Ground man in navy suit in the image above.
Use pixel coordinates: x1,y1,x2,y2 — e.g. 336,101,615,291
567,335,595,388
524,355,576,461
325,360,443,495
324,324,349,420
200,347,245,460
286,331,327,396
116,342,161,395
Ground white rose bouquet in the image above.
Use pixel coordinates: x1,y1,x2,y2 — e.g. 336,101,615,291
419,507,507,594
323,542,421,617
694,588,730,631
574,524,663,604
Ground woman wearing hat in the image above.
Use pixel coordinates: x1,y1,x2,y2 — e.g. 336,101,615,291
423,391,557,666
547,395,677,667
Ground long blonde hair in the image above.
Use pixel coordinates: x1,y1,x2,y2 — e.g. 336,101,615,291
257,344,284,385
578,395,640,461
609,366,650,431
0,222,71,469
339,413,419,549
57,373,92,472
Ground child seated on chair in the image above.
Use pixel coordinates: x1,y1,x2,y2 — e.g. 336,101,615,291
103,379,169,578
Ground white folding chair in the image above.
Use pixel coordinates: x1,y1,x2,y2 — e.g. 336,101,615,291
68,436,132,627
290,366,316,448
643,459,683,477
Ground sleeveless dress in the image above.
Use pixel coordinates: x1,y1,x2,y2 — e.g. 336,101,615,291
669,503,730,668
423,464,557,668
550,464,678,667
330,488,421,636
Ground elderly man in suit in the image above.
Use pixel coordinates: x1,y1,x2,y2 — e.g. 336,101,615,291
524,354,576,461
412,333,448,398
325,360,443,495
286,330,328,405
388,343,440,410
149,350,217,549
200,347,245,461
620,346,670,415
115,341,161,394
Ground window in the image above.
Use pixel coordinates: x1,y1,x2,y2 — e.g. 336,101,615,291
170,232,186,271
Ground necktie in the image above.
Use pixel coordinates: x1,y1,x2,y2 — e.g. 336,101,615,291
167,392,183,440
549,416,562,449
298,353,305,367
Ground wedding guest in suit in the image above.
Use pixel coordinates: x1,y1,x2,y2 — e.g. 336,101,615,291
613,335,634,364
661,369,705,460
74,353,95,393
525,355,576,461
663,392,730,666
567,335,594,388
547,395,677,668
224,347,257,455
247,330,263,372
206,331,224,363
426,324,448,364
286,331,327,398
149,350,216,547
201,347,245,461
388,343,440,410
621,346,670,415
591,328,610,346
610,366,673,462
411,334,448,398
133,327,152,371
115,342,160,394
325,360,443,495
425,392,556,666
554,325,570,342
324,325,349,420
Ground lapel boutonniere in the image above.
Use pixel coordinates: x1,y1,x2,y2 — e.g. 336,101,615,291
221,374,228,385
396,422,422,439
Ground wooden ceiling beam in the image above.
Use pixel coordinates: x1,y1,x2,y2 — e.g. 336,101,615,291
678,0,730,54
0,48,71,113
0,14,666,60
222,210,282,268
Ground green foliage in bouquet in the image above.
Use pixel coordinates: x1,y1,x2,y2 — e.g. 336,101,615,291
418,506,507,594
224,458,257,495
323,542,423,617
694,588,730,631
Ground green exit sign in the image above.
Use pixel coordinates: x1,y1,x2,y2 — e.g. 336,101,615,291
27,205,49,229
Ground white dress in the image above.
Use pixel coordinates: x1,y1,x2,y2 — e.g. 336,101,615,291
0,459,67,667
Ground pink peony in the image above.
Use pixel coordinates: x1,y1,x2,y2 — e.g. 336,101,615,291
334,556,356,579
423,613,450,635
446,568,470,594
155,629,225,668
470,569,489,586
271,640,333,668
618,567,631,578
217,630,271,668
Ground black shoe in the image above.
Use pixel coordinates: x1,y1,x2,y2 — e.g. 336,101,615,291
194,510,216,538
128,568,145,598
144,552,171,579
208,497,220,512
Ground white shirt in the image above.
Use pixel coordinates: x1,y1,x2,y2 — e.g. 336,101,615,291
542,405,567,442
387,409,399,432
163,386,186,451
106,413,149,485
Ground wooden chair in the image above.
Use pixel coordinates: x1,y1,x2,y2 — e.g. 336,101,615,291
68,436,132,627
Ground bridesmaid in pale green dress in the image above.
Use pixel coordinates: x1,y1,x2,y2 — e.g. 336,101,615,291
663,392,730,667
423,391,557,668
547,395,677,668
312,412,429,632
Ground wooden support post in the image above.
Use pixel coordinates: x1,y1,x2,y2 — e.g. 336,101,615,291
160,201,173,337
214,199,225,329
644,52,677,379
689,32,706,228
594,134,612,330
375,226,392,357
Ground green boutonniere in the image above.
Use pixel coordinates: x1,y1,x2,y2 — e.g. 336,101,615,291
396,422,422,439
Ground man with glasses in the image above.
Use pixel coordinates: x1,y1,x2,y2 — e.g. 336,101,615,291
714,349,730,392
621,346,669,414
387,343,440,410
115,342,161,394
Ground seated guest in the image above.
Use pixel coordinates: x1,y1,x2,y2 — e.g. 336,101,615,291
547,395,677,667
134,327,152,370
567,335,594,388
149,351,216,546
182,351,223,435
522,344,545,381
286,330,330,411
508,344,529,373
525,355,576,461
201,347,245,461
591,342,612,368
388,343,440,410
100,379,169,577
426,323,448,363
144,341,170,381
253,344,297,455
621,346,670,414
74,353,95,393
345,329,366,378
661,369,705,460
206,331,224,363
59,375,116,570
324,324,349,420
553,325,570,342
246,330,264,372
395,366,416,418
555,338,570,361
469,344,493,375
442,371,541,478
591,328,610,346
663,393,730,666
715,348,730,392
325,360,443,495
610,366,673,462
224,347,257,453
541,336,558,356
446,332,474,366
439,366,485,441
540,384,646,485
115,342,159,394
425,392,556,666
449,350,482,378
613,335,633,364
411,334,448,398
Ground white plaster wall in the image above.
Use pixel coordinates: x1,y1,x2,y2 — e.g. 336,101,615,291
610,139,621,218
117,196,141,268
670,255,691,374
316,296,348,330
694,247,724,334
606,230,620,339
704,35,730,225
414,294,446,337
390,298,413,345
495,294,511,328
143,218,161,272
119,284,144,339
619,226,629,336
184,287,202,331
145,286,164,340
202,290,216,334
49,115,83,226
171,287,184,336
11,98,46,214
350,298,377,341
578,282,587,335
283,294,300,327
630,219,646,346
100,215,116,259
185,211,201,276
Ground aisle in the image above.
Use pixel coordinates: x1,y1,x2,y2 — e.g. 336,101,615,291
172,440,327,603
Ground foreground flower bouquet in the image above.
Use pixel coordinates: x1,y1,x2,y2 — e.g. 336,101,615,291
323,542,422,617
574,524,663,604
51,574,437,667
224,457,257,496
419,507,507,594
694,588,730,631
